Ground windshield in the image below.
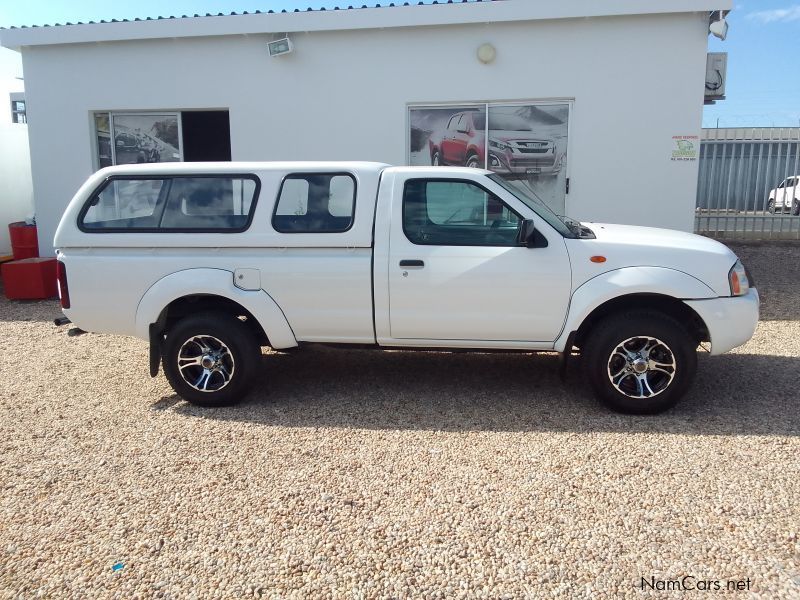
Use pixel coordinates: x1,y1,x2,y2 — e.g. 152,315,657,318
473,113,533,132
487,174,577,238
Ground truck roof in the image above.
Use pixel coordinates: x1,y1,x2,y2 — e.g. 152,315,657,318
94,161,392,177
92,162,493,177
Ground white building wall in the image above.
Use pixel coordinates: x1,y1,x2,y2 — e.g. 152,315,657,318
0,47,33,255
20,11,709,255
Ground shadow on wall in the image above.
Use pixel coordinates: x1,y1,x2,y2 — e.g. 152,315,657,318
160,346,799,438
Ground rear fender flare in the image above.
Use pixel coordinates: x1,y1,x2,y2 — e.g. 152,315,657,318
135,268,297,349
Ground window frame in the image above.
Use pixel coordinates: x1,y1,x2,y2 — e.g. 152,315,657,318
10,99,26,124
401,177,526,247
271,172,358,234
77,173,261,234
91,111,184,170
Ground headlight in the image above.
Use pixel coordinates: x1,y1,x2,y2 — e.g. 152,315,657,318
489,139,511,152
728,260,750,296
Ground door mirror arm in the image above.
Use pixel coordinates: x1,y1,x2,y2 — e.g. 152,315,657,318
518,219,548,248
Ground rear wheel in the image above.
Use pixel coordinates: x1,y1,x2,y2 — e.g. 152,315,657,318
767,199,776,214
431,149,441,166
466,153,480,169
793,199,800,216
163,312,261,407
582,310,697,414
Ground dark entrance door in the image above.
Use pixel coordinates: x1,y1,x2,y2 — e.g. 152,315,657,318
181,111,232,162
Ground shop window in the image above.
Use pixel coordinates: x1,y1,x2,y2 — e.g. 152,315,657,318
93,110,231,170
408,102,572,216
11,99,26,124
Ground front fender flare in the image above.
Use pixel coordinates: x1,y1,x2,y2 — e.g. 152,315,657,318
553,266,716,352
135,268,297,349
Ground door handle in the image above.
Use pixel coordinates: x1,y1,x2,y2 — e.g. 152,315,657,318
399,259,425,269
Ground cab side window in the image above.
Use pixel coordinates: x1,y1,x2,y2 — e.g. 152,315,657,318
272,173,356,233
403,179,522,246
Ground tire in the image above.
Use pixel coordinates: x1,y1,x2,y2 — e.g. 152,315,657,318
767,199,775,214
466,153,480,169
163,312,261,407
431,149,441,166
793,199,800,216
582,310,697,414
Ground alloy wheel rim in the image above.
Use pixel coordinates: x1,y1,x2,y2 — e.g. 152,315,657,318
607,336,676,399
177,335,235,392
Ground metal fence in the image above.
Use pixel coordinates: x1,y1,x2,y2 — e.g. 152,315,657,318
695,128,800,240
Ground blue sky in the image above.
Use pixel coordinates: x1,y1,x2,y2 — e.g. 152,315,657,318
0,1,797,128
704,2,800,128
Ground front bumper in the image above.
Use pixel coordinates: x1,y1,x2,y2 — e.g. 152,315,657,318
488,150,560,176
684,288,760,355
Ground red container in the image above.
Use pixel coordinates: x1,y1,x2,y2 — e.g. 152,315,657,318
1,257,57,300
8,222,39,260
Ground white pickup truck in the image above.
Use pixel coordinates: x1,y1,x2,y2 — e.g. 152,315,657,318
54,162,759,414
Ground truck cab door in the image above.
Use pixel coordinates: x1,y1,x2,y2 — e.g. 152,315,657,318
380,174,571,344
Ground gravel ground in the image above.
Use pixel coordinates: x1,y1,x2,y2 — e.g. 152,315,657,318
1,243,799,599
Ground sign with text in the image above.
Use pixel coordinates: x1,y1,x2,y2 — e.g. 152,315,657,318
671,136,699,161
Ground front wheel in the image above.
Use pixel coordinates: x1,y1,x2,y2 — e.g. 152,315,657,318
163,312,261,407
582,310,697,414
767,199,776,214
465,154,480,169
792,199,800,216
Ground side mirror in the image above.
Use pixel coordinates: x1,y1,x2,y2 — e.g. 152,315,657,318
518,219,548,248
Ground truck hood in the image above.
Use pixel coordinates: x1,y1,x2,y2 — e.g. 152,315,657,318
587,222,722,251
490,130,552,144
567,222,739,297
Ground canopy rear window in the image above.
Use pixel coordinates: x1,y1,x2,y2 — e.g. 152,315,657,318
79,175,260,232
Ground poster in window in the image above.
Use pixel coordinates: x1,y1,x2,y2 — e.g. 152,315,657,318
408,107,478,167
408,103,570,215
487,104,569,215
112,113,181,165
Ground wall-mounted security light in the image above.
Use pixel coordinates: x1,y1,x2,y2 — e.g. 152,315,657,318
477,43,496,64
268,37,294,57
709,11,728,41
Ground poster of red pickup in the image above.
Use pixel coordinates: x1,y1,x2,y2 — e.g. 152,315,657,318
409,103,570,214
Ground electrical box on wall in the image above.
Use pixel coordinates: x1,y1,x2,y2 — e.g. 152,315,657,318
704,52,727,104
268,38,294,57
